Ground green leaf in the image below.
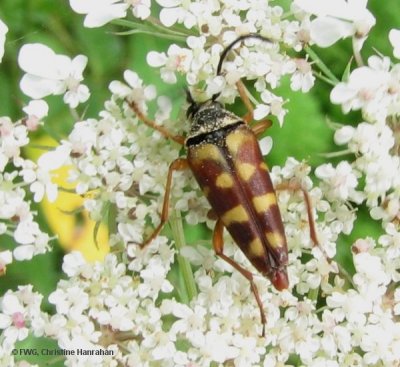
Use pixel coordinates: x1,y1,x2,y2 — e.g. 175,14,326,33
267,78,336,168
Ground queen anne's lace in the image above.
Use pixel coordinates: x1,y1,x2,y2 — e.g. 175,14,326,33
1,1,400,366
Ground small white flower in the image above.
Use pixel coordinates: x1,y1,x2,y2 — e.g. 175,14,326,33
327,290,371,325
14,219,40,246
0,18,8,62
190,330,239,364
180,245,218,272
379,223,400,260
147,44,193,84
360,315,400,365
0,293,29,343
353,252,390,292
315,161,360,202
258,90,287,126
253,103,270,121
334,125,355,145
109,70,156,113
38,144,71,171
232,334,264,366
138,258,173,299
68,120,98,156
156,0,196,28
389,29,400,59
330,55,400,123
161,300,206,337
259,136,273,156
143,330,176,360
22,100,48,131
19,43,90,108
295,0,375,49
0,250,12,275
62,251,88,277
69,0,129,27
0,117,29,162
330,64,388,114
130,0,151,20
48,286,89,318
155,95,172,123
290,58,315,93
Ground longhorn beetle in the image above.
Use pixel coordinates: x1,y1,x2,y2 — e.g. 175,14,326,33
128,34,318,336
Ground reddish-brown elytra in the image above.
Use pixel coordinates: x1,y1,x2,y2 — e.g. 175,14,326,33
128,34,317,336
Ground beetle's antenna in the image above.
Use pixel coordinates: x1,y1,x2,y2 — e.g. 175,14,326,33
185,87,195,104
211,34,272,101
185,87,200,118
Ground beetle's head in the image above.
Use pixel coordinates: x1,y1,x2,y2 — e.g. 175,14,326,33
185,89,240,144
185,34,272,144
185,88,223,120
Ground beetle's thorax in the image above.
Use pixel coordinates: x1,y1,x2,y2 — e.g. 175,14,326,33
185,100,242,145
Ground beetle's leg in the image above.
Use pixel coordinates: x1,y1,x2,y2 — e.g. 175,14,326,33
251,120,273,136
236,81,273,135
275,181,319,247
212,218,267,337
126,99,185,145
141,158,189,248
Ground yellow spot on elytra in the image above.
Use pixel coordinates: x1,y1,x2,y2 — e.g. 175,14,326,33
249,238,265,257
259,162,269,171
238,162,256,181
226,131,248,156
216,172,234,188
222,205,249,224
266,231,284,249
252,193,277,213
192,144,222,163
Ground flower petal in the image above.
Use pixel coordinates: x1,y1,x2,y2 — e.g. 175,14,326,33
389,29,400,59
20,74,64,99
310,17,353,47
0,18,8,62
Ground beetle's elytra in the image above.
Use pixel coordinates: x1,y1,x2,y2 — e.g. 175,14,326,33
128,34,317,335
185,98,289,291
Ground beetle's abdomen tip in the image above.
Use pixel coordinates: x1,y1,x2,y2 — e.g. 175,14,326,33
271,270,289,291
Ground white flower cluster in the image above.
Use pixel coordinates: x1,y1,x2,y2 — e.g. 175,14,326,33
293,0,375,49
1,0,400,366
331,55,400,124
0,111,56,262
56,69,207,248
0,286,45,344
321,29,400,228
19,44,90,109
0,18,90,271
330,122,400,224
46,246,174,366
69,0,151,27
144,0,318,125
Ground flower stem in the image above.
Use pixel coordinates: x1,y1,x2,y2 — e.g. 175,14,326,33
111,19,188,43
336,261,356,289
352,38,364,67
170,210,198,302
318,149,353,158
306,46,340,85
312,71,336,86
308,285,320,303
